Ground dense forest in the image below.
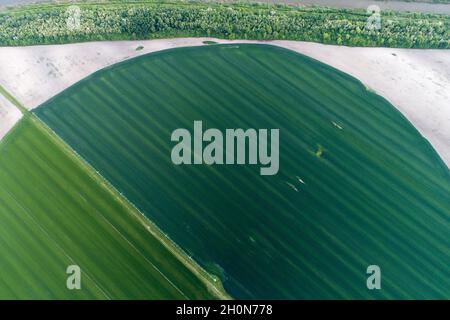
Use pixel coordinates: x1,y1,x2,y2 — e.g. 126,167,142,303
0,1,448,48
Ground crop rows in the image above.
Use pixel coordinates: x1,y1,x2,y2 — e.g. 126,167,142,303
36,44,450,299
0,116,217,299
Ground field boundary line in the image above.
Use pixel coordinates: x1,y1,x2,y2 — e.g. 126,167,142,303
32,115,231,300
0,85,231,299
0,85,28,114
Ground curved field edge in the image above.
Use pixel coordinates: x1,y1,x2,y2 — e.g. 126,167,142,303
35,43,450,174
1,39,449,169
0,97,230,298
0,0,449,48
35,44,450,299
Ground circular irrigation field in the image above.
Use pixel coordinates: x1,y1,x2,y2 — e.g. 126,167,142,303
36,44,450,299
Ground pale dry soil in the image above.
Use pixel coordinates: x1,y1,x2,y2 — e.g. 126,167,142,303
0,93,22,141
0,38,448,166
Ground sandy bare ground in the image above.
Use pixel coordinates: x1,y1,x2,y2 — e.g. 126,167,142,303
0,93,22,142
265,40,450,168
0,38,210,110
0,38,448,167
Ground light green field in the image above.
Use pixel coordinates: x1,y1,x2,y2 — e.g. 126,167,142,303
36,44,450,299
0,115,224,299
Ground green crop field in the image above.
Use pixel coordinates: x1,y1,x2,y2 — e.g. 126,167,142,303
0,115,221,299
36,44,450,299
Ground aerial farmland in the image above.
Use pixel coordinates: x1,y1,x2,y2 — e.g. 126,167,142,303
0,0,449,307
0,90,21,141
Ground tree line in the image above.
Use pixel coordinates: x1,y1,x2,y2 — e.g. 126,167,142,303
0,1,448,48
